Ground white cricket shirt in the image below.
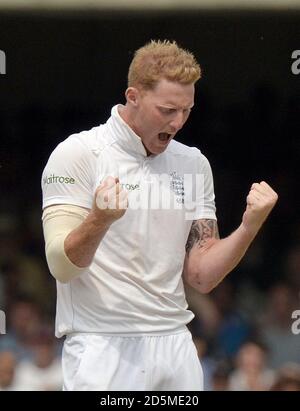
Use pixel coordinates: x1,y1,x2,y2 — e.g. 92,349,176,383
42,105,217,337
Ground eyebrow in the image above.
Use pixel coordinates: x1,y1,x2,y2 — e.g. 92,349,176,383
158,104,194,110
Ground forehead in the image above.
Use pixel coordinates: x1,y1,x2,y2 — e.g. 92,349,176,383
146,78,195,107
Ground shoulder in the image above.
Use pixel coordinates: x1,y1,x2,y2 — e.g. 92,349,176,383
167,140,211,168
167,139,200,157
47,125,104,164
58,125,103,153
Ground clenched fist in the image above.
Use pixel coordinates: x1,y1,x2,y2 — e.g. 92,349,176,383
242,181,278,236
92,176,128,227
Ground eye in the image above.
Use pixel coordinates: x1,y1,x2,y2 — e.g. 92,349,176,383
159,107,176,115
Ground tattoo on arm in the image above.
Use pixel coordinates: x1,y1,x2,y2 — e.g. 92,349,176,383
185,219,219,253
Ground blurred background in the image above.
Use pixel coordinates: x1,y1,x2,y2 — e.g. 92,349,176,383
0,0,299,391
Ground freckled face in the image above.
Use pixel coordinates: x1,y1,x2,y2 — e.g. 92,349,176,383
127,79,195,155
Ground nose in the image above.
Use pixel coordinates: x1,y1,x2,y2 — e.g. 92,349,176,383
169,111,185,133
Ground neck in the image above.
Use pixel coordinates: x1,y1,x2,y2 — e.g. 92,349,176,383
118,105,151,156
118,104,136,133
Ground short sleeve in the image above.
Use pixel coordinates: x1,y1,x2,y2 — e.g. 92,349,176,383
41,135,97,210
185,152,217,221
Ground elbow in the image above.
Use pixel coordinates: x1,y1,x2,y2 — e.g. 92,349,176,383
193,280,216,294
46,250,73,284
185,269,216,294
50,269,71,284
45,235,87,284
196,283,213,294
51,271,71,284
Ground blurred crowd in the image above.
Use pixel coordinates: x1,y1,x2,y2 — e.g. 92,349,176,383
188,276,300,391
0,215,62,390
0,204,299,391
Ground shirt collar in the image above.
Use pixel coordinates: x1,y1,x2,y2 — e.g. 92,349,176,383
107,104,148,157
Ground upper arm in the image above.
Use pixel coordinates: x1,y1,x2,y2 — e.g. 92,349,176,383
42,204,90,247
41,137,96,210
42,204,90,283
184,218,219,291
185,219,219,254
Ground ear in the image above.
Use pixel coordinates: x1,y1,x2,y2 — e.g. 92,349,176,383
125,87,140,107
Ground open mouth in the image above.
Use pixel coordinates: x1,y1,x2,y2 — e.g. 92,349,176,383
158,132,171,142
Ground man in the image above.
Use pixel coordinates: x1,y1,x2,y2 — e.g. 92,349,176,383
41,40,278,391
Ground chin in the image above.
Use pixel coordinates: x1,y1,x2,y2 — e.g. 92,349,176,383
149,146,168,156
151,141,172,155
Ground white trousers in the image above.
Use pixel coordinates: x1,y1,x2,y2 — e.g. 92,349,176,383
62,328,203,391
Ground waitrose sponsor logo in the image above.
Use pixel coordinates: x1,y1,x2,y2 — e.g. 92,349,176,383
43,174,75,185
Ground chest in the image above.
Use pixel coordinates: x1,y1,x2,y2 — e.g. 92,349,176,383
93,147,200,217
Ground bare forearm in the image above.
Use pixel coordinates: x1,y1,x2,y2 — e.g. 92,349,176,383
184,182,278,293
185,222,256,293
64,212,110,268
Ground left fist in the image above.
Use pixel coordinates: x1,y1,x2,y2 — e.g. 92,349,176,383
242,181,278,235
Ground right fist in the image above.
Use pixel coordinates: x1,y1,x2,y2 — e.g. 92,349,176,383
93,176,128,226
